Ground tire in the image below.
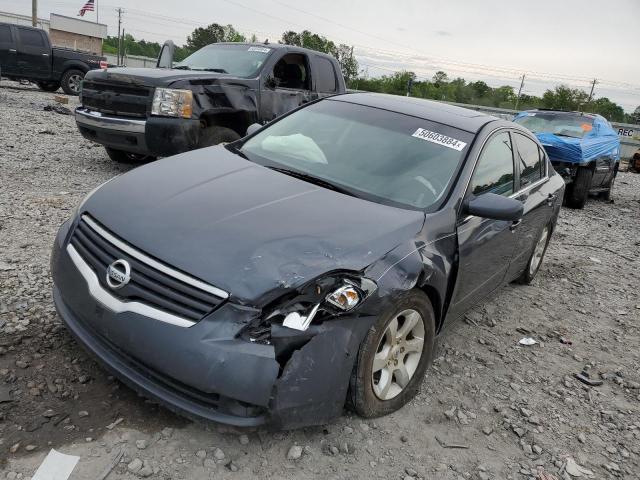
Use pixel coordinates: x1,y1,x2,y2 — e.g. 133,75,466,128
516,224,551,285
197,126,240,148
565,167,593,209
348,290,436,418
60,69,85,95
105,147,156,164
37,81,60,92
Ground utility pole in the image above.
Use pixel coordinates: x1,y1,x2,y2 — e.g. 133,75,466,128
116,8,123,66
31,0,37,27
514,74,525,110
587,78,597,103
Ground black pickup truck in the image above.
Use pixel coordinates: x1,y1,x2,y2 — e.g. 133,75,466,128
74,42,346,162
0,22,106,95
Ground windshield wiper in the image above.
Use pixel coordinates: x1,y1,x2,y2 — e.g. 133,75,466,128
193,68,228,73
172,65,191,70
266,166,357,197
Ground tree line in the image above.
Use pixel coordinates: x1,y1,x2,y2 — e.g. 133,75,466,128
103,24,638,123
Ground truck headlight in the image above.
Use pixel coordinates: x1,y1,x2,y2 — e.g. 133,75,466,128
151,88,193,118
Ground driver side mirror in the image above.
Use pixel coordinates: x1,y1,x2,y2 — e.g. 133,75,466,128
246,123,262,136
463,193,523,222
156,40,175,69
265,75,277,89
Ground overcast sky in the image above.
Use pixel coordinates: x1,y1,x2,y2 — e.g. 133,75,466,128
5,0,640,112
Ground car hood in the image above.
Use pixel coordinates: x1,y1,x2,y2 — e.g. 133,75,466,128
82,147,425,304
84,67,248,88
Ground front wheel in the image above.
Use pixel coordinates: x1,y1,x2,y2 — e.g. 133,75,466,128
197,126,241,148
565,167,593,209
348,290,435,418
105,147,156,164
60,69,85,95
37,81,60,92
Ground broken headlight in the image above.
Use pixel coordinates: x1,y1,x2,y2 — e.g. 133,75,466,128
151,88,193,118
246,275,377,341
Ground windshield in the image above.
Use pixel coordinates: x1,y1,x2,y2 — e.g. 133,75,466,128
514,112,594,139
239,100,473,210
174,44,271,77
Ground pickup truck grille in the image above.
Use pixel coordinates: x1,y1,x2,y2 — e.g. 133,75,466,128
70,215,226,323
81,81,151,118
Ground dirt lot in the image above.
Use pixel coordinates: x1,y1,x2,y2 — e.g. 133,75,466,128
1,81,639,480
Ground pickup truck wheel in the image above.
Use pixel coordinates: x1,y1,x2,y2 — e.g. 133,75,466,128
36,81,60,92
197,126,240,148
565,167,592,209
61,69,85,95
105,147,156,164
348,290,435,418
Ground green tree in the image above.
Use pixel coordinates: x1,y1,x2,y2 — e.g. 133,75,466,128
432,71,448,87
335,44,358,82
186,24,246,51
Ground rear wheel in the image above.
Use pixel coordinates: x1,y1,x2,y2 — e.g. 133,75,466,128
565,167,593,209
197,126,240,148
516,225,551,285
37,81,60,92
349,290,435,418
61,69,85,95
105,147,156,164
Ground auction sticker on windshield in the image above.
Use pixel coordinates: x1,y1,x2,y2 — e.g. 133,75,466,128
412,128,467,151
248,46,271,53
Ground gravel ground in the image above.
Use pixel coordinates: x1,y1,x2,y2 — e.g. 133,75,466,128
1,81,639,480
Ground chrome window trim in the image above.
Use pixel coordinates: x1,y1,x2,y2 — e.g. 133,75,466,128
67,244,195,328
82,215,229,299
459,127,549,222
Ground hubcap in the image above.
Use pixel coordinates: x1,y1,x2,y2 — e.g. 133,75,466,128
69,74,82,93
529,227,549,276
372,309,424,400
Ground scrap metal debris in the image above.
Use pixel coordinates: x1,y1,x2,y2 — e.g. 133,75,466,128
519,337,538,346
574,371,603,387
435,435,470,449
43,104,71,115
563,457,594,477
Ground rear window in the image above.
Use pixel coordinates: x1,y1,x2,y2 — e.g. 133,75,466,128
0,25,12,43
18,28,45,47
315,57,337,93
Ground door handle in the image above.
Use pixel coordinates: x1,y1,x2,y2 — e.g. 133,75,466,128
509,219,522,232
9,49,16,53
42,53,49,56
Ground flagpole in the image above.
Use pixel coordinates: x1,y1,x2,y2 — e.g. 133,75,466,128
96,0,98,24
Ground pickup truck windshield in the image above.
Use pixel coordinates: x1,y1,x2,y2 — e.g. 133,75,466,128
239,100,472,210
514,112,594,139
174,44,271,77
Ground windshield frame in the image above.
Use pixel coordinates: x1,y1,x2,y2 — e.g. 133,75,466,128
514,111,595,139
173,43,274,78
228,97,476,213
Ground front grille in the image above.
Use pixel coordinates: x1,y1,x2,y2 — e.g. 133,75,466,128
70,216,225,322
81,81,151,118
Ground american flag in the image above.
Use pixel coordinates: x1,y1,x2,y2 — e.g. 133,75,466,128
78,0,95,16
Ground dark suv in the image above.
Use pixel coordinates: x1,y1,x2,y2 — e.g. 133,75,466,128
75,42,346,163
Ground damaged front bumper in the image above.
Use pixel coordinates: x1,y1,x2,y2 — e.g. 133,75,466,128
51,221,375,429
75,107,200,157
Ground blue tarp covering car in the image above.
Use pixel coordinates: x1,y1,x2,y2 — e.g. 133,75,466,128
513,110,620,208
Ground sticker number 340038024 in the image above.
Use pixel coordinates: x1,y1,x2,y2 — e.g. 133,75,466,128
412,128,467,151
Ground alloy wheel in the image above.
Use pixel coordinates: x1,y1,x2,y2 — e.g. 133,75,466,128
68,74,83,94
529,227,549,277
372,309,425,400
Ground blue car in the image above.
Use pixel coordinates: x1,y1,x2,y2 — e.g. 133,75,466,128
514,110,620,208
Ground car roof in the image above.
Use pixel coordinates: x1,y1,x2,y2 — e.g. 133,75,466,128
329,93,498,133
211,42,336,58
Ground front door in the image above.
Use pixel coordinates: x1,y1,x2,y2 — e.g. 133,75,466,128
0,24,17,75
259,52,314,123
16,27,50,79
448,130,519,319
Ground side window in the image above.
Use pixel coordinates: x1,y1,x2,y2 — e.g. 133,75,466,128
0,25,12,44
470,131,514,197
315,57,337,93
514,133,544,188
272,53,310,90
18,28,45,47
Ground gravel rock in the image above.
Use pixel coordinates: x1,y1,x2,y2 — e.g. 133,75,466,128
287,445,303,460
136,439,148,450
127,458,143,473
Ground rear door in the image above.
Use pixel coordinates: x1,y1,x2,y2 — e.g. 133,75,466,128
16,27,51,79
0,24,18,75
506,132,553,279
448,130,519,317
